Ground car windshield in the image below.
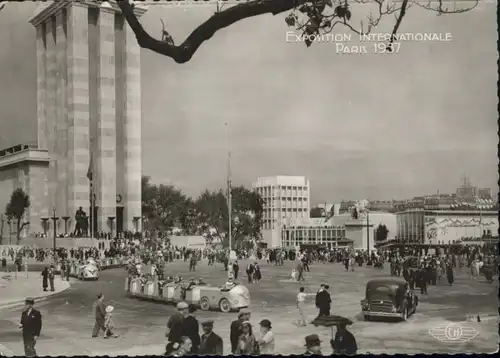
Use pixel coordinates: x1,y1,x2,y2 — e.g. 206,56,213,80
367,284,396,300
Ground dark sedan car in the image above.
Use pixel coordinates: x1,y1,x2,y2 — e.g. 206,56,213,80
361,278,418,321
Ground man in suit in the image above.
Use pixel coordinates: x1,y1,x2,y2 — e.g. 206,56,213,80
230,309,250,353
92,293,106,337
316,285,331,317
19,297,42,357
199,320,223,355
315,284,325,318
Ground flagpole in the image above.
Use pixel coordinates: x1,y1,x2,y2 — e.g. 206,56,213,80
225,122,232,254
90,184,94,239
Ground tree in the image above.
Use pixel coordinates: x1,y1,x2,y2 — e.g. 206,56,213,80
195,186,264,248
310,207,324,218
141,175,192,232
375,224,389,242
114,0,477,63
5,188,30,245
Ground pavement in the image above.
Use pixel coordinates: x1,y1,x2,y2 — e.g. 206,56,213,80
0,259,497,356
0,272,71,310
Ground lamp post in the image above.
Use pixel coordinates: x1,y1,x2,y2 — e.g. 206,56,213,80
108,216,115,238
366,210,370,253
62,216,70,235
7,218,12,245
51,208,59,253
133,216,141,233
41,217,49,236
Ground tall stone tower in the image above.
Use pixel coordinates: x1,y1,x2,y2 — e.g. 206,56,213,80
30,0,146,235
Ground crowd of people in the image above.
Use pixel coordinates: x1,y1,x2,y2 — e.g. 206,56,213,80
2,232,497,357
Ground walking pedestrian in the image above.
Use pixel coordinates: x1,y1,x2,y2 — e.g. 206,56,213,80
165,302,189,355
103,305,119,338
198,320,223,355
446,262,454,286
230,309,250,353
48,265,55,292
303,334,322,355
296,287,308,326
257,319,275,354
235,321,259,355
41,267,49,292
331,323,357,355
19,297,42,357
232,260,239,280
181,305,200,353
92,293,106,337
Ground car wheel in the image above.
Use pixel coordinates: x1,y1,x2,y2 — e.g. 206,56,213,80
364,315,371,322
219,298,231,313
200,297,210,311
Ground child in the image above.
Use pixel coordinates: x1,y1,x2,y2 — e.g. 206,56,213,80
104,305,119,338
291,269,298,281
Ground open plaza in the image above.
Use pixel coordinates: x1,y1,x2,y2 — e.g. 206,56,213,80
0,254,497,356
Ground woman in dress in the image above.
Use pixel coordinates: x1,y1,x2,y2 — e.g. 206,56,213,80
235,321,259,355
253,263,262,283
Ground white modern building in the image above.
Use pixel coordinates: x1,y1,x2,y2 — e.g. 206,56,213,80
262,211,397,251
252,176,310,230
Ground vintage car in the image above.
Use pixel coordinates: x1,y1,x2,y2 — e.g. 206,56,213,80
360,278,418,321
70,258,99,280
126,277,250,313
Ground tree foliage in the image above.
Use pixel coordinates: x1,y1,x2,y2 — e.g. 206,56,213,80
195,186,264,248
5,188,30,244
115,0,478,63
375,223,389,242
141,176,263,247
141,175,192,232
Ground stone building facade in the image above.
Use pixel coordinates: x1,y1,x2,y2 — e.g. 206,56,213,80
0,1,145,238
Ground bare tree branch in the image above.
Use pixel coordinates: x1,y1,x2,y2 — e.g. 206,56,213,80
116,0,478,63
413,0,479,14
117,0,311,63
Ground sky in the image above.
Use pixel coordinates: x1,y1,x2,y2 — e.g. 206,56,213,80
0,1,498,204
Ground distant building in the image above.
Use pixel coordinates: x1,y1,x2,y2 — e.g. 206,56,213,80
261,211,397,251
252,176,310,230
396,209,498,245
338,200,357,214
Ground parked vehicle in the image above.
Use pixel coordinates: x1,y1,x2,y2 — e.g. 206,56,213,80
126,277,251,313
360,278,418,321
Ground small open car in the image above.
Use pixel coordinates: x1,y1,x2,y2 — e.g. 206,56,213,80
361,278,418,321
71,258,99,281
126,277,251,313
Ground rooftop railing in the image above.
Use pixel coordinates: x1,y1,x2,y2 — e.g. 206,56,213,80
0,142,39,158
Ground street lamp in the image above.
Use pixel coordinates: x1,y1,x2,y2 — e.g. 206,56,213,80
7,218,12,245
41,217,49,236
108,216,115,238
366,210,371,253
51,208,59,254
133,216,141,233
62,216,70,235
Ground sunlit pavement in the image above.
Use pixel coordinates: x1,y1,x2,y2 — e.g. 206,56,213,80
0,259,497,355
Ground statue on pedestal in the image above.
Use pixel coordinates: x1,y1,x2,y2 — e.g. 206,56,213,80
74,207,88,237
